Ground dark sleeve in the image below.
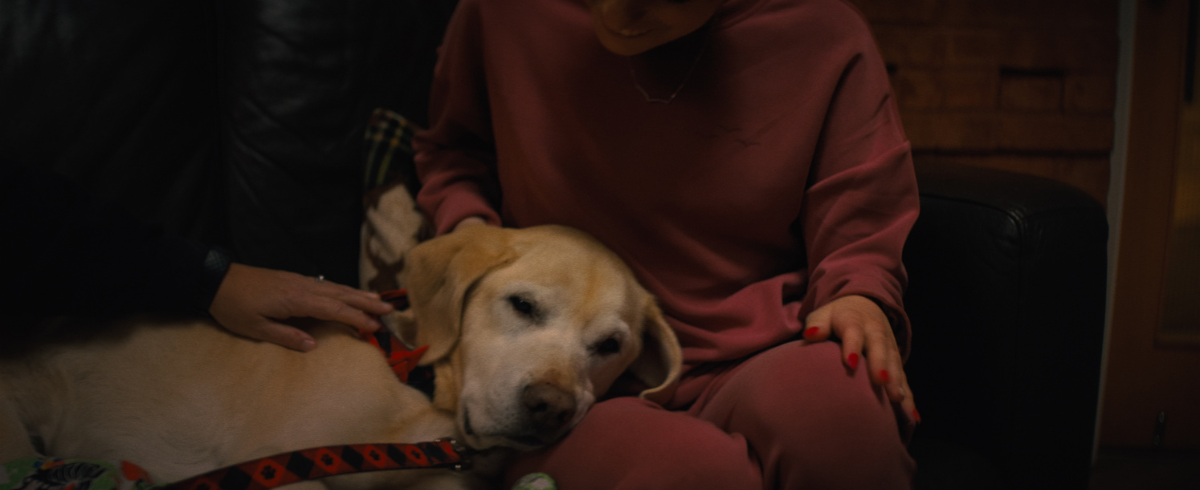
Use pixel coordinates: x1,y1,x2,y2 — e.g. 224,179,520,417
1,161,231,322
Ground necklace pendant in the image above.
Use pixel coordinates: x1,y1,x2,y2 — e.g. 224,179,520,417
627,57,698,105
625,19,715,105
632,80,681,104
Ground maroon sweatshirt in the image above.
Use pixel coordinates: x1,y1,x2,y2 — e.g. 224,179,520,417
414,0,919,368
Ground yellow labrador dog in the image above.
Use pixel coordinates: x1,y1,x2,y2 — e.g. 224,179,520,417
0,225,682,489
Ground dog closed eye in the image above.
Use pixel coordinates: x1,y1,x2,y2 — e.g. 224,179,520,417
507,295,537,318
591,336,622,356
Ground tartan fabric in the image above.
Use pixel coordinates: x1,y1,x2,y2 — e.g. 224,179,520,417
163,440,464,490
363,108,423,193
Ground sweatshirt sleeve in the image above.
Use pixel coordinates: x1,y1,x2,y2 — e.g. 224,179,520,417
1,161,230,323
797,23,920,356
412,0,503,235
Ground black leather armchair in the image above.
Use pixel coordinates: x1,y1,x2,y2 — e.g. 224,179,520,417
904,162,1108,490
0,1,1109,489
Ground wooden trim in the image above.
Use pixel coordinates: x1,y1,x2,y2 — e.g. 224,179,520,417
1100,0,1200,448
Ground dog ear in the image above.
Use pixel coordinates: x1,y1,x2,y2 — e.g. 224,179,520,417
632,297,683,405
401,225,515,364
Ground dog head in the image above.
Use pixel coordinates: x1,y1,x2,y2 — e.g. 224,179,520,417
395,224,682,450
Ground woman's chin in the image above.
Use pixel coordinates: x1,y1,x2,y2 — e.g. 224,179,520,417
595,30,664,56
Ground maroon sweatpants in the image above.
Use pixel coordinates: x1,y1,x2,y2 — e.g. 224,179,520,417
504,341,916,489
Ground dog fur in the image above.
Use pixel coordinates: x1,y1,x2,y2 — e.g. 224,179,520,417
0,224,682,489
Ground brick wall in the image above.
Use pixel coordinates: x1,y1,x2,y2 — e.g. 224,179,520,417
849,0,1119,205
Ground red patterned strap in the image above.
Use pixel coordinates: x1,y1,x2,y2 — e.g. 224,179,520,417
378,289,410,309
359,329,428,383
362,289,435,395
164,440,467,490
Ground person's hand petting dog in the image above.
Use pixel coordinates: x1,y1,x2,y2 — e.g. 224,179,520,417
208,263,395,352
803,294,919,424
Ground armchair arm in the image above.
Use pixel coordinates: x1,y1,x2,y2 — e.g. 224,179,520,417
903,161,1108,490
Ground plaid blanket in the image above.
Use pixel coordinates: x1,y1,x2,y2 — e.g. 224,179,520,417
364,108,422,194
359,108,433,295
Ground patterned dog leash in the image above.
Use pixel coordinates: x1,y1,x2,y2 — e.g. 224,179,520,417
163,439,469,490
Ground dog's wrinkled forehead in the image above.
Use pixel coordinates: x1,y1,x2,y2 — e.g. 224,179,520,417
487,237,640,318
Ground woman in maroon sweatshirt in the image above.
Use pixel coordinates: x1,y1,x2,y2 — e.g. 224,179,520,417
415,0,920,487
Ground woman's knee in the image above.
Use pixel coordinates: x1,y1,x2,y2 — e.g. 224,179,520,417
696,341,915,488
507,397,762,490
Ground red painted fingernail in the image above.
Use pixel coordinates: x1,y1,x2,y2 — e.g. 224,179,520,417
879,370,890,383
912,408,922,424
804,327,819,339
847,353,860,370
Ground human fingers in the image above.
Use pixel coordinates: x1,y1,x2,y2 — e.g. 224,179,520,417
861,322,907,402
812,302,865,371
819,295,920,424
229,318,317,352
879,360,919,426
818,296,887,381
813,295,881,370
316,281,395,317
290,293,384,333
844,301,919,422
801,303,834,343
872,348,920,425
900,379,920,425
837,324,865,372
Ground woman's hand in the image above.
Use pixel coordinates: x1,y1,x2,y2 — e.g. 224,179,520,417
209,264,395,352
803,294,920,424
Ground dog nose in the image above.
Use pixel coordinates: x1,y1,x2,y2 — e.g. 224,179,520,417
522,382,577,436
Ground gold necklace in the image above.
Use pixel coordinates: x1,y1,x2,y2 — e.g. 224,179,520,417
628,52,703,104
626,20,715,104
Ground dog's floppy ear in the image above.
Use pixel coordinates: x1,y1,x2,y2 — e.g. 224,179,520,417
401,225,515,364
632,297,683,404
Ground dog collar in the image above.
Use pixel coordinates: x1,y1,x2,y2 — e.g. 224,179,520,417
361,289,435,398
